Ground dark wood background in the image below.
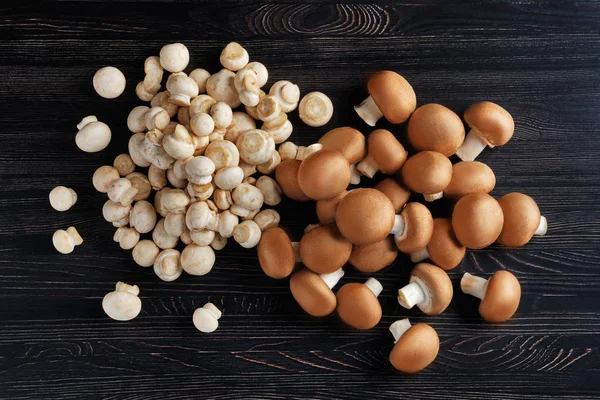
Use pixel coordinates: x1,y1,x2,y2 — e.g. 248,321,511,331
1,1,599,399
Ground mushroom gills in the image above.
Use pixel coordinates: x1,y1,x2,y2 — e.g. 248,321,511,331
455,128,489,162
410,247,430,263
320,267,345,289
389,318,412,343
535,216,548,236
354,95,384,127
460,272,489,300
397,276,431,310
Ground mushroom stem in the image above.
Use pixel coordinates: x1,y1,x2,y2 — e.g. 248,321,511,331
66,226,84,246
389,318,412,343
76,115,98,130
320,267,345,289
390,214,406,238
364,277,383,297
455,128,489,161
354,95,383,127
423,192,444,202
291,241,301,263
460,272,488,300
535,216,548,236
349,164,362,185
410,247,430,263
356,154,379,178
397,278,427,309
203,302,222,320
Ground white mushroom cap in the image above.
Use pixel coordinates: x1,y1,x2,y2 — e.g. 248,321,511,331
211,232,228,250
206,69,241,108
257,151,281,175
49,186,77,212
52,227,83,254
189,68,211,93
232,182,264,210
102,282,142,321
205,140,240,170
262,117,293,144
236,129,275,165
186,156,216,184
148,164,168,191
171,158,191,181
164,212,186,237
128,133,152,168
193,303,222,333
213,166,244,190
113,227,140,250
234,66,263,107
132,240,160,267
143,56,163,93
187,182,215,202
136,81,156,102
256,95,281,123
269,80,300,113
256,176,282,206
190,229,216,246
152,218,179,249
254,209,280,231
125,172,152,202
233,220,262,248
129,200,157,234
93,66,126,99
163,124,196,160
181,244,216,276
220,42,249,71
190,113,215,137
224,112,256,143
103,200,131,223
166,73,200,107
247,62,268,87
167,167,188,189
161,188,191,214
217,210,239,238
144,107,170,131
210,102,234,129
75,116,111,152
186,201,218,232
108,178,138,206
299,92,334,127
190,94,217,117
114,154,135,176
127,106,150,133
154,249,183,282
159,43,190,73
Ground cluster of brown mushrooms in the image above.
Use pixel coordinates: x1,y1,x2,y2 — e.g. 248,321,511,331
51,42,547,373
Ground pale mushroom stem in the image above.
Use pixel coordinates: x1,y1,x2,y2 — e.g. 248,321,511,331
76,115,98,130
320,267,345,289
66,227,84,246
203,302,222,320
410,247,430,263
356,154,379,178
397,281,426,309
535,216,548,236
296,143,323,161
354,95,383,127
291,242,301,263
364,277,383,297
455,128,489,162
116,281,140,296
460,273,489,300
390,214,406,238
389,319,412,343
349,164,362,185
423,192,444,202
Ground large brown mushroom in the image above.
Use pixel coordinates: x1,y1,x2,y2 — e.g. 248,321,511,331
444,161,496,200
407,104,465,157
411,218,466,271
257,227,297,279
290,268,345,317
297,149,351,200
461,271,521,323
452,192,504,249
374,178,411,213
275,159,311,201
357,129,407,178
388,319,439,374
299,224,352,275
336,278,383,329
401,151,452,202
397,263,453,315
497,192,547,247
318,127,366,164
349,236,398,273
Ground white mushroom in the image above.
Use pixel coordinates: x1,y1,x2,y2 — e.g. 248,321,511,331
112,215,129,228
136,81,155,102
151,91,178,118
93,66,126,99
224,112,256,143
180,227,193,245
75,116,111,153
193,303,222,333
230,204,254,219
154,189,169,218
234,65,263,107
214,166,244,190
220,42,249,71
261,113,293,144
163,124,196,160
167,168,188,189
144,107,170,131
154,249,183,282
49,186,77,211
129,200,157,234
132,240,160,267
190,94,217,117
299,92,334,127
205,140,240,170
164,212,186,237
166,72,199,106
140,132,175,170
256,95,281,123
161,188,190,214
143,56,163,93
186,201,218,232
211,232,228,250
233,220,262,248
269,80,300,112
278,141,298,161
295,143,323,161
181,244,216,276
127,106,150,133
190,113,215,137
103,200,131,223
256,176,282,206
232,182,264,210
148,164,167,191
257,151,281,175
210,102,233,129
189,68,211,93
185,156,215,184
190,229,216,246
126,172,152,201
236,129,275,165
187,182,214,201
254,209,280,231
247,62,268,87
113,154,135,176
108,178,138,206
159,43,190,73
212,189,232,210
52,226,83,254
113,227,140,250
206,69,241,108
102,282,142,321
128,133,152,168
152,218,179,249
217,210,239,238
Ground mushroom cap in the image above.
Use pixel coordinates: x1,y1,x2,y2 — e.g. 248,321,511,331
336,282,382,329
318,127,366,164
93,66,126,99
299,224,352,275
336,188,395,245
180,244,215,276
365,129,407,174
497,192,542,247
316,190,347,224
297,150,351,200
480,270,521,323
76,121,111,153
444,161,496,200
159,43,189,73
374,178,411,213
411,263,453,315
367,71,416,124
275,159,311,201
407,104,465,156
395,202,434,254
452,192,504,249
257,227,295,279
464,101,514,146
349,236,397,273
289,269,337,317
401,151,452,195
389,323,439,373
427,218,466,271
102,290,142,321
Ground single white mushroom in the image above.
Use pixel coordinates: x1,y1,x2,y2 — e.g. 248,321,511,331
144,107,170,131
220,42,249,71
212,189,233,210
211,232,228,250
261,113,293,144
236,129,275,165
49,186,77,211
107,178,138,206
278,141,299,161
299,92,334,127
181,244,216,276
113,227,140,250
113,154,135,176
52,226,83,254
143,56,163,94
186,156,215,184
132,240,160,267
154,249,183,282
256,95,281,123
213,166,244,190
166,72,199,106
189,68,211,93
217,210,239,238
128,133,152,168
246,62,268,87
153,219,179,249
255,176,282,206
129,200,157,234
187,181,215,202
269,80,300,113
232,183,264,210
234,65,262,107
229,204,255,219
127,106,150,133
159,43,190,73
256,151,281,175
136,81,155,102
103,200,131,223
93,66,126,99
224,112,256,143
148,164,167,191
210,102,234,129
76,116,111,153
205,140,240,170
190,113,215,137
254,209,280,231
193,302,222,333
102,282,142,321
161,188,191,214
164,212,186,237
186,201,218,232
190,229,216,246
206,69,241,108
163,124,196,160
233,220,262,248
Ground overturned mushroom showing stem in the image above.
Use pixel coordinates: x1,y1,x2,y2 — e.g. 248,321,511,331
93,66,126,99
102,282,142,321
113,227,140,250
298,92,333,127
49,186,77,212
269,80,300,112
297,149,351,201
392,202,434,254
388,319,439,374
181,244,215,276
401,151,452,202
411,218,465,271
397,263,453,315
349,236,398,273
407,104,465,157
461,271,521,323
452,192,504,249
258,227,298,279
290,268,345,317
497,192,547,247
76,116,111,153
357,129,407,178
52,227,83,254
233,220,262,248
154,249,183,282
193,303,222,333
236,129,275,165
444,161,496,200
299,224,352,275
336,278,383,330
455,101,515,161
108,178,138,206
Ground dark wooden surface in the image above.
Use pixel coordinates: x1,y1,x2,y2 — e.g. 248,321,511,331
1,1,599,399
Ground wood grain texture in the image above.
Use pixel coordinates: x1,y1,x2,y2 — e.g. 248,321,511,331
1,1,599,399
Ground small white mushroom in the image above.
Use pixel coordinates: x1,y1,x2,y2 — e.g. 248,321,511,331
278,141,298,161
256,95,281,123
296,143,323,161
164,212,186,237
269,80,300,112
206,69,241,108
93,66,126,99
190,229,216,246
217,210,239,238
235,65,263,107
230,204,254,219
211,232,228,250
159,43,190,73
190,94,217,117
210,102,233,129
167,167,188,189
126,173,152,201
233,220,262,248
180,227,193,245
129,200,157,234
254,209,280,231
214,166,244,190
154,249,183,282
185,156,215,185
143,56,163,93
154,189,169,218
108,178,138,206
102,282,142,321
113,154,135,176
152,219,179,249
140,133,175,170
181,244,216,276
52,226,83,254
205,140,240,170
76,116,111,153
247,62,268,87
132,240,160,267
113,227,140,250
112,215,129,228
128,133,152,168
162,124,196,160
238,161,257,179
49,186,77,212
236,129,275,165
187,182,214,202
256,176,282,206
190,113,215,137
186,201,218,232
261,113,293,144
224,112,256,143
127,106,150,133
189,68,211,93
166,72,199,106
136,81,155,102
151,91,179,118
148,164,167,191
299,92,334,127
171,158,190,181
103,200,131,223
257,151,281,175
161,188,190,214
144,107,170,131
212,189,232,210
232,182,264,210
220,42,249,71
193,302,222,333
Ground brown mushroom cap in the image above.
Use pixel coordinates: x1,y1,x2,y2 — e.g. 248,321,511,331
480,270,521,323
366,129,407,174
389,323,439,374
444,161,496,200
299,224,352,275
336,188,396,245
318,127,366,164
464,101,514,146
336,282,382,329
407,104,465,157
297,149,351,200
401,151,452,195
395,203,434,254
349,236,398,273
427,218,466,271
290,269,337,317
374,178,411,213
411,263,453,315
452,192,504,249
275,159,311,201
316,190,348,224
497,192,542,247
257,227,295,279
368,71,416,124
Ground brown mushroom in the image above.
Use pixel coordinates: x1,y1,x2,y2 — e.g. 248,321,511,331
455,101,515,161
452,192,504,249
336,278,383,330
275,159,311,201
407,104,465,157
497,192,547,247
356,129,407,178
444,161,496,200
374,178,411,213
397,263,453,315
290,267,345,317
257,227,298,279
461,271,521,323
349,236,397,273
297,150,351,200
315,190,347,224
392,202,434,254
317,127,366,164
354,71,416,126
411,218,465,271
401,151,452,202
389,319,439,374
299,224,352,275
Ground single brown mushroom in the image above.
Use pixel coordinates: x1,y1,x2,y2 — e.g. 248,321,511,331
392,202,434,254
452,192,504,249
275,159,311,201
497,192,547,247
374,178,411,214
297,150,351,200
349,236,398,273
444,161,496,200
289,268,345,317
336,278,383,330
317,127,366,165
407,104,465,157
257,227,298,279
397,263,453,315
388,319,439,374
461,271,521,323
401,151,452,201
411,218,465,271
315,190,347,225
299,224,352,275
357,129,407,178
